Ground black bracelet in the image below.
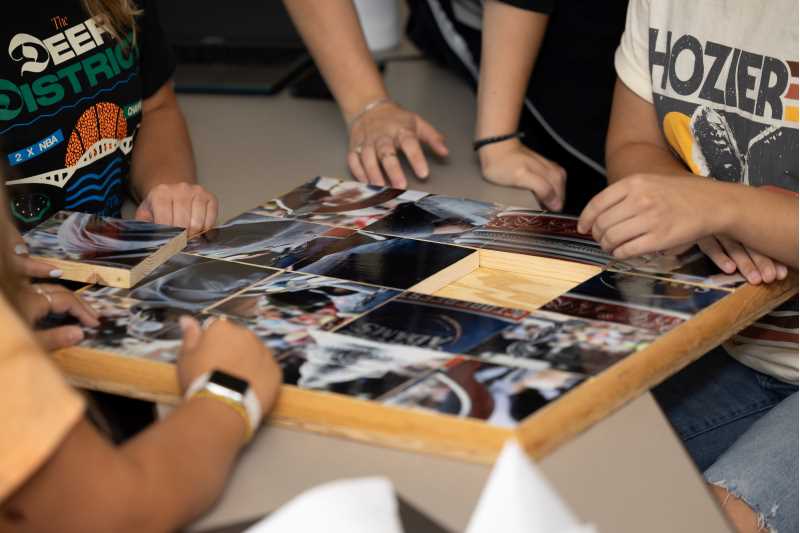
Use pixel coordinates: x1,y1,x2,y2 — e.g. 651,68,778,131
473,131,526,152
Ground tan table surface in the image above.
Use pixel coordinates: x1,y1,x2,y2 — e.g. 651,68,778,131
177,57,732,533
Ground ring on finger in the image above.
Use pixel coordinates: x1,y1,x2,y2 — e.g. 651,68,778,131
354,145,364,155
33,285,54,307
379,151,397,162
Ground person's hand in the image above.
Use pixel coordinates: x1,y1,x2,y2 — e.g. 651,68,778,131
348,100,449,189
8,228,64,279
134,182,219,236
697,236,788,285
478,139,566,211
177,317,282,414
18,284,100,350
578,174,726,259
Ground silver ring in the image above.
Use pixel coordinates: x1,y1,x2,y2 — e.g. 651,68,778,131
354,145,364,155
33,285,53,307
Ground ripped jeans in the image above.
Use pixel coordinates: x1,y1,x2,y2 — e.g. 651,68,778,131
653,347,798,532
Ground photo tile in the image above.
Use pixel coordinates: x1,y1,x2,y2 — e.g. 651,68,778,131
540,294,686,334
609,249,745,289
466,309,657,375
563,270,730,317
277,330,450,400
338,292,528,353
196,312,315,359
121,254,277,313
382,357,584,428
207,272,401,341
362,194,504,247
289,231,475,290
76,292,186,363
461,209,612,266
185,211,353,268
22,210,184,269
256,176,429,229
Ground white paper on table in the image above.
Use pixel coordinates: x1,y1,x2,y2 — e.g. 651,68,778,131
465,440,597,533
244,477,402,533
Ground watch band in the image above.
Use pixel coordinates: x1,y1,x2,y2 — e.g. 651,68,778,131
185,371,263,443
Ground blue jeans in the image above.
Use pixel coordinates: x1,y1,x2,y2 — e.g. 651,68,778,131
653,347,798,532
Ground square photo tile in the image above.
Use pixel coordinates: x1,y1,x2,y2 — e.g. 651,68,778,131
338,292,527,353
257,176,429,229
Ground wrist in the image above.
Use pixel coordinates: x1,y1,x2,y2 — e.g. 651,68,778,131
341,90,391,124
708,181,742,235
186,395,249,444
478,138,523,169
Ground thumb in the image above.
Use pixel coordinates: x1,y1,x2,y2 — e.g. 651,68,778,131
179,316,203,354
36,326,85,351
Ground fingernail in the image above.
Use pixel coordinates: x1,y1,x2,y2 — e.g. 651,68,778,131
49,269,63,278
748,273,761,284
178,315,194,330
14,244,29,255
69,328,84,343
723,262,735,272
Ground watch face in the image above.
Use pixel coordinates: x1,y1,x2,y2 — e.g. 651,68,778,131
209,370,249,395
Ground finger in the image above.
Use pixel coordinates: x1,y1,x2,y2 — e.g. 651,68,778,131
599,215,650,253
188,194,207,237
745,248,777,284
171,193,192,230
150,194,174,226
179,315,203,354
529,158,566,212
397,130,430,179
718,237,761,284
203,194,219,232
134,202,154,222
416,118,449,157
697,237,736,273
36,326,85,351
13,255,63,278
360,145,385,186
591,197,641,244
578,183,630,234
776,263,789,280
348,151,368,183
376,136,407,188
49,292,100,326
612,233,662,260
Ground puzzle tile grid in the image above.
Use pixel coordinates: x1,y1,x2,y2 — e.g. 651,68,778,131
77,177,738,428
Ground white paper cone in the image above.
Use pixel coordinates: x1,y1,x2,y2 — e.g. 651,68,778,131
245,477,403,533
466,440,596,533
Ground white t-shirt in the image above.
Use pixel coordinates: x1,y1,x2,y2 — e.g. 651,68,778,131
615,0,799,383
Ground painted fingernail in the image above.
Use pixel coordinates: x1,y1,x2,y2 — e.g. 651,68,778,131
49,269,63,278
14,244,29,255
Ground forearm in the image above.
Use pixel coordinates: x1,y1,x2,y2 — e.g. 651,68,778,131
283,0,387,121
130,84,196,201
475,1,548,140
4,400,244,533
606,142,693,182
715,185,799,268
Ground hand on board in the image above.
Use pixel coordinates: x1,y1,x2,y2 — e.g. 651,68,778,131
135,182,219,237
18,284,100,350
478,139,566,212
177,317,282,415
578,174,724,259
348,100,449,189
697,236,788,285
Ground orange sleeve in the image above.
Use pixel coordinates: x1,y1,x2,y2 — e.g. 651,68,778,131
0,296,85,503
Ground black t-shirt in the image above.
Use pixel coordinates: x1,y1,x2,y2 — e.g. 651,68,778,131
0,1,174,231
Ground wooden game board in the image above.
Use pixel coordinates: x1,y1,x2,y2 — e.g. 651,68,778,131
53,177,798,464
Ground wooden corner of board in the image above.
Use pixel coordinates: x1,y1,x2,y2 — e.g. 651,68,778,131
31,256,132,288
409,251,480,295
131,229,188,286
512,274,799,461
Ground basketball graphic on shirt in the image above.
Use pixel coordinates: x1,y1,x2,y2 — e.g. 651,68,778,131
65,102,128,167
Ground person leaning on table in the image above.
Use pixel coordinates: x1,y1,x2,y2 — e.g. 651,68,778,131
577,0,798,531
0,198,282,531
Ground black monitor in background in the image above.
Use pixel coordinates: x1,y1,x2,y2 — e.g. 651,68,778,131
158,1,312,95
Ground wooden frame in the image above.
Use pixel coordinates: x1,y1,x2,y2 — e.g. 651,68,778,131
54,245,797,464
